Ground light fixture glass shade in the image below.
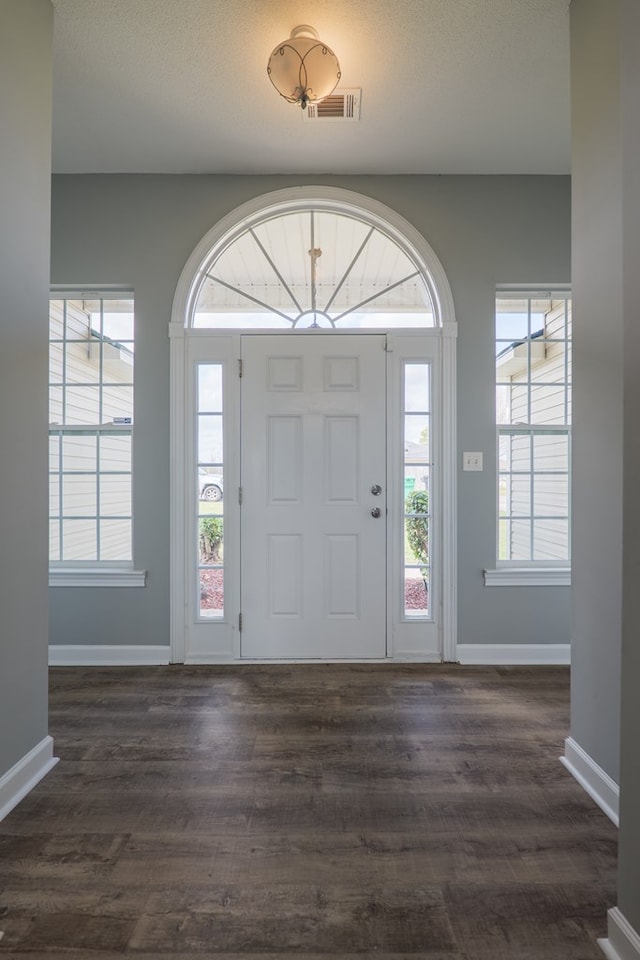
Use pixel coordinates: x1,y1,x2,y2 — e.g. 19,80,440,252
267,25,341,109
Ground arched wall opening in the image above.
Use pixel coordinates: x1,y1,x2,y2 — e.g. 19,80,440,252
170,187,457,663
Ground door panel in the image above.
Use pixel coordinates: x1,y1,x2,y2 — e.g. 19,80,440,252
240,335,386,659
268,534,302,616
268,416,302,502
324,534,360,617
325,417,359,501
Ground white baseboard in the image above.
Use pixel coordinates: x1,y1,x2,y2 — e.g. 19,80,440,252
185,655,443,665
456,644,570,665
0,736,59,823
599,909,640,960
49,644,569,667
49,645,171,666
560,736,619,826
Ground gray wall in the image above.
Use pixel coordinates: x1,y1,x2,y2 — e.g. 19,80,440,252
570,0,623,785
0,1,52,774
619,0,640,935
571,0,640,940
50,174,571,650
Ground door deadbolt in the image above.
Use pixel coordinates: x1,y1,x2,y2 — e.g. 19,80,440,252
370,484,382,496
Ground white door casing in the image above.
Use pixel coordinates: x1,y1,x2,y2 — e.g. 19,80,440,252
240,335,387,659
170,186,457,664
179,330,446,662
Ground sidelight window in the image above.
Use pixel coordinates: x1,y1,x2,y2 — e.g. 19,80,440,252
197,363,224,618
403,362,431,618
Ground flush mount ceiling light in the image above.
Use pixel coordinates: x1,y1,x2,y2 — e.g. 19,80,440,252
267,24,341,109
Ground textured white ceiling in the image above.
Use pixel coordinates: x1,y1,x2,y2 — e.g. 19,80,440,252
51,0,571,175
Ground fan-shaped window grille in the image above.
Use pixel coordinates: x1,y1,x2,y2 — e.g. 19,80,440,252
189,208,435,329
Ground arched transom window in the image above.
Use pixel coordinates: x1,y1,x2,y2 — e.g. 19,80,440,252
188,205,436,329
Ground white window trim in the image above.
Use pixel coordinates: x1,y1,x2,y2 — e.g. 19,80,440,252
49,289,135,574
50,566,147,588
483,566,570,587
495,288,572,573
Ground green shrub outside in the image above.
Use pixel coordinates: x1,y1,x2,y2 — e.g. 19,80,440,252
199,515,223,562
405,489,429,578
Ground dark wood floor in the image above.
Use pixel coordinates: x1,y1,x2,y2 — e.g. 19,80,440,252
0,664,617,958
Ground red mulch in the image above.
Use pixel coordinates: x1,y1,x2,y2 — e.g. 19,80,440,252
199,570,428,611
200,569,224,609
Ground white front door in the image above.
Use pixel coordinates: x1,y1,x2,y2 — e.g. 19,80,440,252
240,335,387,658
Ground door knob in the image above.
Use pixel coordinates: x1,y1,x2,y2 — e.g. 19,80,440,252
370,484,382,496
371,506,382,518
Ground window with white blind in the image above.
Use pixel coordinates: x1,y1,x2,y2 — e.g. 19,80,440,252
491,291,572,582
49,294,140,583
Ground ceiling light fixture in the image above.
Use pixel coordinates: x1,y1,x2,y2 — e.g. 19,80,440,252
267,24,341,110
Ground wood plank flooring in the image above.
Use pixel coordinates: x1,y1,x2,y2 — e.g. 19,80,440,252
0,665,617,958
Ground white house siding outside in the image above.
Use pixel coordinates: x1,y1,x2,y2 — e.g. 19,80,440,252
497,297,572,563
49,297,134,563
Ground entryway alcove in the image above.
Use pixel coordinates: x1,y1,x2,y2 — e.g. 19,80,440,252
169,187,457,664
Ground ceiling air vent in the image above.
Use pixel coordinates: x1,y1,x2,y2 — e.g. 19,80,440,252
303,89,361,122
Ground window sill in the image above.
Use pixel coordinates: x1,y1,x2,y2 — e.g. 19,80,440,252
484,567,571,587
49,567,147,588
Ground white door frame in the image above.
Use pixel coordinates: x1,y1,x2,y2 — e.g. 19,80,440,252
169,186,457,663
